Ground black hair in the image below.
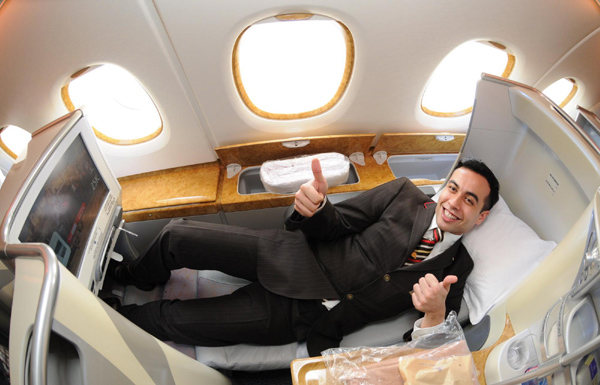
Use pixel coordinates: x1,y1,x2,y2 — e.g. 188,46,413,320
453,157,500,212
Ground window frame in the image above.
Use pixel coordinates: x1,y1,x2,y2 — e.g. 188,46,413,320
232,13,355,120
421,41,516,118
0,125,30,160
0,130,17,159
555,78,579,108
60,65,163,146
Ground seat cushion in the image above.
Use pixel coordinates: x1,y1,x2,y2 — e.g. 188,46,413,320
124,269,427,370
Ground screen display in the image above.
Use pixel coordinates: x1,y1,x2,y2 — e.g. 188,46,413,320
19,135,108,271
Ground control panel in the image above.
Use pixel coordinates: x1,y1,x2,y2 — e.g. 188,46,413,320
571,210,600,300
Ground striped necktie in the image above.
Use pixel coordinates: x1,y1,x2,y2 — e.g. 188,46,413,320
405,228,443,266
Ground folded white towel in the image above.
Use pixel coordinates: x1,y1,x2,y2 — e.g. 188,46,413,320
260,153,350,194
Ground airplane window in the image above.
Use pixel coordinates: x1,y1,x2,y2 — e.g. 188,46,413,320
233,14,354,120
61,64,163,145
421,41,515,117
0,125,31,160
542,78,578,108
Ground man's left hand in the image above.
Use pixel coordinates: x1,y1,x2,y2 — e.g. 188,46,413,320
411,274,457,328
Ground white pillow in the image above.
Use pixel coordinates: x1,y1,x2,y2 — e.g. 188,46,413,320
461,196,556,324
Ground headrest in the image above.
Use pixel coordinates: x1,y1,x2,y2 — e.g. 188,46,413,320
461,196,556,324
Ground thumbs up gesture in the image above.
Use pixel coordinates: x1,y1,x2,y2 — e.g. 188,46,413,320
294,158,329,218
411,274,458,328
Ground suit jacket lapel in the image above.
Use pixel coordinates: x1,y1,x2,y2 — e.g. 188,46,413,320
407,201,436,254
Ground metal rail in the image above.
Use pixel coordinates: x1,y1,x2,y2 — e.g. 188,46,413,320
492,333,600,385
575,106,600,158
4,243,60,385
492,359,563,385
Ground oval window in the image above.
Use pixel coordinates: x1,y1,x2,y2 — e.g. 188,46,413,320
542,78,578,108
421,41,516,117
233,14,354,120
0,125,31,159
61,64,163,145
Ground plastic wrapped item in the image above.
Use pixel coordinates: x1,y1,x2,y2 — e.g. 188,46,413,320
322,312,479,385
259,153,350,194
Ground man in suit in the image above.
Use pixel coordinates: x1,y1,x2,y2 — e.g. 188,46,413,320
110,157,499,356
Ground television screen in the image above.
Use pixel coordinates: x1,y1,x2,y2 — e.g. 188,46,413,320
18,135,108,271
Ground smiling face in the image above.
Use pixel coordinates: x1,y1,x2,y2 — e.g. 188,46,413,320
435,167,491,235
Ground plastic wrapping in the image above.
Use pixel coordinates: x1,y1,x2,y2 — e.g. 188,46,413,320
322,312,479,385
259,153,350,194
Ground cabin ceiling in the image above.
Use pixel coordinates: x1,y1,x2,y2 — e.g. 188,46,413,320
0,0,599,177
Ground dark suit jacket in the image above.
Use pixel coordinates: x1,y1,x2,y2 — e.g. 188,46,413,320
258,177,473,356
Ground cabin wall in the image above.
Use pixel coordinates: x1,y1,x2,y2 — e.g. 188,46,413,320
464,79,600,242
534,27,600,118
154,0,600,142
0,0,600,178
0,1,218,177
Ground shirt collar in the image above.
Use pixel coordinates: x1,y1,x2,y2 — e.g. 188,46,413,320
428,212,461,259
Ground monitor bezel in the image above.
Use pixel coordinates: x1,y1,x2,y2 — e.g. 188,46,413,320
1,111,121,288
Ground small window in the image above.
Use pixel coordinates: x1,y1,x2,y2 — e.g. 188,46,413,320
233,14,354,120
421,41,516,117
0,125,31,159
542,78,578,108
61,64,163,145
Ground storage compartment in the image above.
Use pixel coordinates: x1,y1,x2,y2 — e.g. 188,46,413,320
387,154,457,180
238,163,359,195
563,296,600,385
565,296,599,354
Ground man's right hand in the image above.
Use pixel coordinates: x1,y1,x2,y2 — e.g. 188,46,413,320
294,158,328,217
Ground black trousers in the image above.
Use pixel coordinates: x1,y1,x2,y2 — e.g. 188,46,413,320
119,218,327,347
